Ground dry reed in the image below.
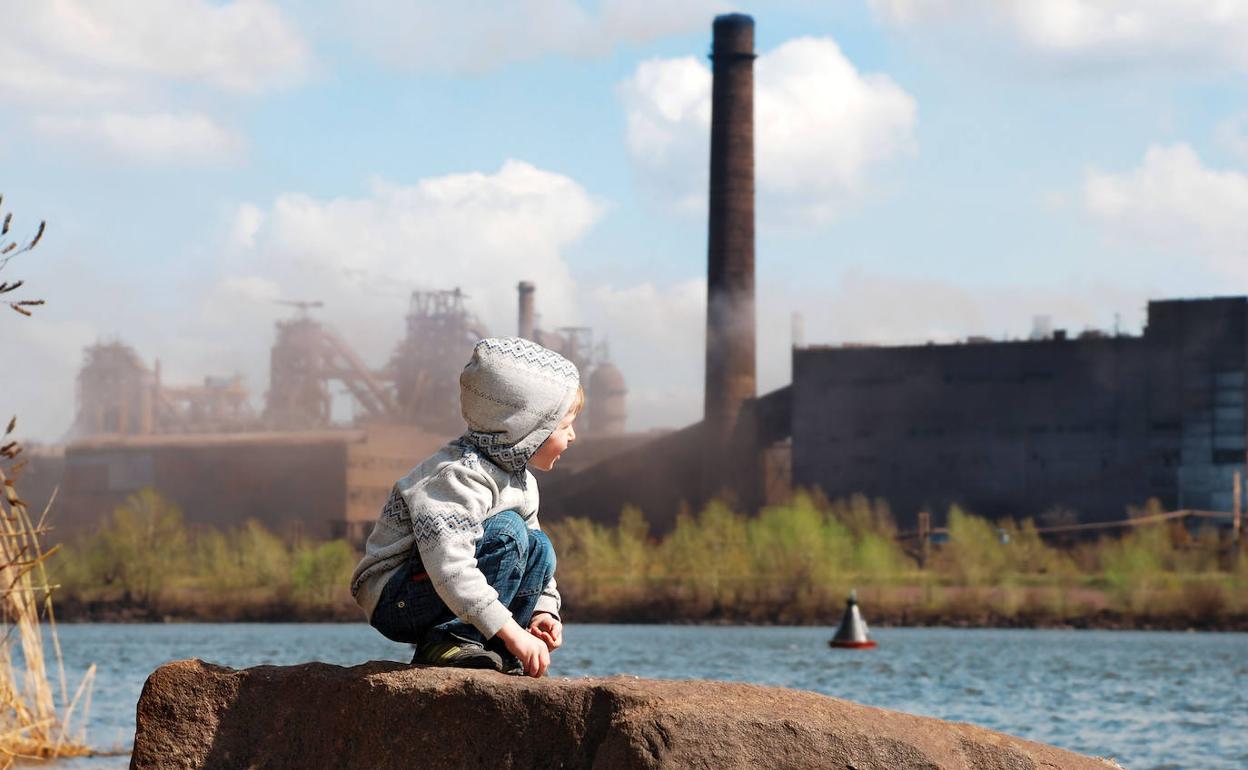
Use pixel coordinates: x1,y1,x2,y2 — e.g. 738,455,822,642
0,434,94,767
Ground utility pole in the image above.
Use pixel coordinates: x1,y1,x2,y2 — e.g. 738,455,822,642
918,510,931,569
1234,470,1242,555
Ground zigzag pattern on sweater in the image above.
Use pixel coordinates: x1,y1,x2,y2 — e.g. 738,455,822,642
380,489,407,523
476,337,579,381
410,508,481,546
464,429,530,472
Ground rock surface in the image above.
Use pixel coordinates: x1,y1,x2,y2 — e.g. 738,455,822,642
131,659,1122,770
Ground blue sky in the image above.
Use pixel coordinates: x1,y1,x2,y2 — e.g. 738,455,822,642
5,0,1248,440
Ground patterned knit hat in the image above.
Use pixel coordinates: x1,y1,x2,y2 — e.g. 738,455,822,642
460,337,581,472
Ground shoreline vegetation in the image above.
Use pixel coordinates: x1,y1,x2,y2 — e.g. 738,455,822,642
46,488,1248,631
1,443,94,764
2,203,94,768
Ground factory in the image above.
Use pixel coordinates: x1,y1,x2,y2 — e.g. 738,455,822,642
790,297,1248,524
542,13,781,531
37,285,635,543
540,14,1248,532
26,13,1245,545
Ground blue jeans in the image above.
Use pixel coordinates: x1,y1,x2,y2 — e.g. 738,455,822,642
370,510,555,648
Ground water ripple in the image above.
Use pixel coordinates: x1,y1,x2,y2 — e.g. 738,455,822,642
30,624,1248,770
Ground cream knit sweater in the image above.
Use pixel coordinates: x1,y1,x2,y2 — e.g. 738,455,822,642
350,337,578,638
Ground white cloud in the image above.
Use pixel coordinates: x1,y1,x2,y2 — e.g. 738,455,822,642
1,1,307,167
338,0,722,74
872,0,1248,71
187,160,604,399
34,112,245,164
620,56,713,212
0,46,134,103
3,160,608,441
1,0,308,101
620,36,918,223
1084,143,1248,279
231,204,267,249
757,37,918,220
252,160,600,320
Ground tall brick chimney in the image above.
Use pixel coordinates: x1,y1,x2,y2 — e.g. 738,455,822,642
517,281,535,340
704,13,756,435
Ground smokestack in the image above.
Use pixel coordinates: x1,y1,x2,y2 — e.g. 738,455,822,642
704,13,756,434
518,281,535,340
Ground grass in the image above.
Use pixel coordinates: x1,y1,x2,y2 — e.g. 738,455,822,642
42,486,1248,630
49,488,359,621
2,201,97,765
547,492,1248,629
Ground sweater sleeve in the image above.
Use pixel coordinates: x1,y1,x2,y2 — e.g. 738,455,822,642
526,512,562,620
404,463,513,638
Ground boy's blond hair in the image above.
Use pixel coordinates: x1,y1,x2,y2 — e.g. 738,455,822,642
568,384,586,417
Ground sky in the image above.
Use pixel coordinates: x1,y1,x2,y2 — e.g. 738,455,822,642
4,0,1248,442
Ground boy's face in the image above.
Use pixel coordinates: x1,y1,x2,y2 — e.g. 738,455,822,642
528,410,577,472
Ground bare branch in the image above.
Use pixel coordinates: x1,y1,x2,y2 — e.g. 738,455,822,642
0,195,47,317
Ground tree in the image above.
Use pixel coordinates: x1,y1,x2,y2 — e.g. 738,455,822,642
291,540,355,604
96,489,189,606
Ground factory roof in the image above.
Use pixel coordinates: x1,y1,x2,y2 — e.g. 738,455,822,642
68,429,367,451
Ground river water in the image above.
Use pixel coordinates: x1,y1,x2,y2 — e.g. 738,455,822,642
30,624,1248,770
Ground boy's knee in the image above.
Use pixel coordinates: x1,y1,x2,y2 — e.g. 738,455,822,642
528,529,556,573
484,510,530,554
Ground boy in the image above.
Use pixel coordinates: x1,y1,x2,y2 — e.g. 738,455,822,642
350,337,580,678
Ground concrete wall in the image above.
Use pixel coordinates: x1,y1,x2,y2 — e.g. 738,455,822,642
539,422,710,533
791,296,1248,525
12,446,65,524
51,424,657,544
540,387,791,533
340,423,450,545
1143,297,1248,512
60,432,355,541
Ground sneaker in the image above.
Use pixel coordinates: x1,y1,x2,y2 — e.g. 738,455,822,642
482,638,525,676
499,653,525,676
411,640,503,671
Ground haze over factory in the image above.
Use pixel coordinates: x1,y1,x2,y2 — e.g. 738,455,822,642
18,14,1246,546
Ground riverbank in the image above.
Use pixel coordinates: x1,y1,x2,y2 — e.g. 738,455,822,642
49,590,1248,630
559,581,1248,630
46,488,1247,630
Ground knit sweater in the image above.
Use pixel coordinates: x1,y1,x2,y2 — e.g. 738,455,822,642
350,337,579,638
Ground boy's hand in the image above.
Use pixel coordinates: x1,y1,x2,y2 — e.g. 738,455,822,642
529,613,563,652
496,619,550,678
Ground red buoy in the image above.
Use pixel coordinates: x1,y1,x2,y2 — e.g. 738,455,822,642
829,589,877,649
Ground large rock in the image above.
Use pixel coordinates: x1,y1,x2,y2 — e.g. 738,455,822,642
132,659,1122,770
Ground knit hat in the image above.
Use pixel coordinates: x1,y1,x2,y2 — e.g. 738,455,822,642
460,337,581,473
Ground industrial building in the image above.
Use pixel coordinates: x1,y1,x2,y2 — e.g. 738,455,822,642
791,296,1248,523
545,294,1248,531
29,12,1240,544
52,424,446,543
541,14,1246,532
41,282,632,543
541,13,772,531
